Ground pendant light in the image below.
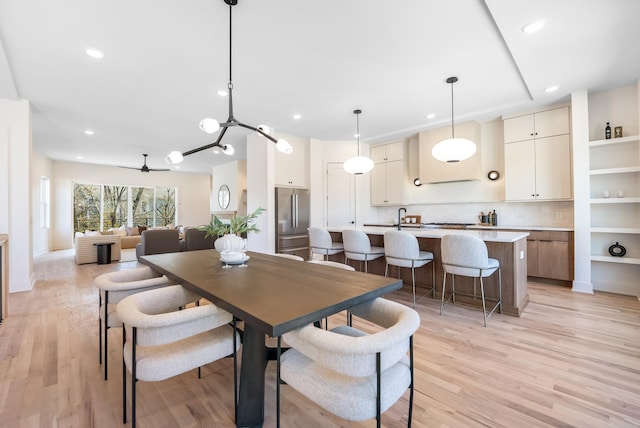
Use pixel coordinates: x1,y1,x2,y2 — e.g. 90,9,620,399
431,76,476,163
165,0,292,166
343,109,374,175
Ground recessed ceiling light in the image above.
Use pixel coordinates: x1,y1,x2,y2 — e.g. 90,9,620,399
292,114,302,120
84,129,95,135
544,85,559,93
76,155,84,160
86,48,104,59
522,20,545,34
427,113,436,119
217,90,228,96
353,133,360,138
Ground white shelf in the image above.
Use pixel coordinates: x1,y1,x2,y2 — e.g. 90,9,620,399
590,197,640,204
591,227,640,234
589,134,640,147
591,255,640,265
590,166,640,175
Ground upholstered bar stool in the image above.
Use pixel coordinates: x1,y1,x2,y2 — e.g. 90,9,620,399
440,234,502,327
94,266,174,380
308,227,344,261
342,229,385,272
383,230,435,308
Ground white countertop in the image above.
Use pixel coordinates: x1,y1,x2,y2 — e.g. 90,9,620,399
328,226,529,243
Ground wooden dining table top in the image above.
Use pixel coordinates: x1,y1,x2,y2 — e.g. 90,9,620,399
139,249,403,337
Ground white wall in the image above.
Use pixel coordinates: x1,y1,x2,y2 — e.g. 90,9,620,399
246,133,274,253
406,118,505,204
0,99,33,293
211,160,246,214
31,152,53,256
50,160,211,250
309,138,376,228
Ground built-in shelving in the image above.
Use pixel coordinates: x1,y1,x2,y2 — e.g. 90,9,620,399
591,255,640,265
589,131,639,267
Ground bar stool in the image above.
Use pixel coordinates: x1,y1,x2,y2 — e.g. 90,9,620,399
342,229,385,273
440,234,502,327
308,227,344,261
383,230,435,308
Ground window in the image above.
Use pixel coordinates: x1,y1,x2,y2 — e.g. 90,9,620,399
73,183,177,235
39,176,50,229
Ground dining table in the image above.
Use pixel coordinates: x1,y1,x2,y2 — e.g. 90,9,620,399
139,249,403,428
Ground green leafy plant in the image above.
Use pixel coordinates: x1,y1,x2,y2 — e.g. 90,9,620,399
199,207,265,238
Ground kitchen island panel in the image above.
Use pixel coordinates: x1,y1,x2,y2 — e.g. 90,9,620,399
329,227,529,316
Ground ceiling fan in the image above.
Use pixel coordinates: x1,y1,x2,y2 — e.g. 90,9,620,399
119,154,170,173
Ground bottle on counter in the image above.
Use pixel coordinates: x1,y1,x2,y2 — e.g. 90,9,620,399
491,210,497,226
605,122,611,139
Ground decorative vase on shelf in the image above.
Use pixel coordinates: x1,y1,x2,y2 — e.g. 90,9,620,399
214,234,245,252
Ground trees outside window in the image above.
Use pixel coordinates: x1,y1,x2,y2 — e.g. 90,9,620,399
73,183,177,236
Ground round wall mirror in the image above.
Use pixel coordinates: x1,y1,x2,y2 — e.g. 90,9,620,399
217,184,230,209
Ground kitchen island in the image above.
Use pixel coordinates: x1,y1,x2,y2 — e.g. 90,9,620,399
327,226,530,316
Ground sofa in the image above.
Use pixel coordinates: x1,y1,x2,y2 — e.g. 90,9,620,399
74,226,145,264
75,234,122,264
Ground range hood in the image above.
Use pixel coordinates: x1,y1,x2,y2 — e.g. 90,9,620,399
418,120,481,184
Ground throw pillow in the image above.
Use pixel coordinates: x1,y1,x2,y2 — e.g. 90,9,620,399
114,225,127,236
125,226,140,236
138,226,147,234
85,230,101,237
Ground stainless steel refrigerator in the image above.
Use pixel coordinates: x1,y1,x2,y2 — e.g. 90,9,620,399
275,187,310,260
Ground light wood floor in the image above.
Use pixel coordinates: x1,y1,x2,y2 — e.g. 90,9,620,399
1,249,639,427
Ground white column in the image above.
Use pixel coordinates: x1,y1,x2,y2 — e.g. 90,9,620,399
570,91,593,294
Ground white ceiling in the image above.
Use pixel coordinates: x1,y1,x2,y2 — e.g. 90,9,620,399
1,0,639,174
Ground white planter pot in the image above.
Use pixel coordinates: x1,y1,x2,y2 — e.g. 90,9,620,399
214,234,244,252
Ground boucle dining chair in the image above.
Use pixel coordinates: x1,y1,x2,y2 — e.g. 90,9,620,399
93,266,174,380
342,229,385,272
307,260,356,328
117,285,240,428
440,234,502,327
276,297,420,428
383,230,435,308
308,227,344,260
272,253,305,261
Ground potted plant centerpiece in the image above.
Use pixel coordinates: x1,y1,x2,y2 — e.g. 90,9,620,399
199,207,265,252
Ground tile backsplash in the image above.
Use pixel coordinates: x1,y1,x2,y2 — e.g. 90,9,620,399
377,201,574,228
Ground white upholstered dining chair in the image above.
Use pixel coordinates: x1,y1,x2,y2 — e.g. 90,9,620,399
440,234,502,327
93,266,174,380
383,230,435,308
276,297,420,428
117,284,240,428
342,229,385,272
308,227,344,260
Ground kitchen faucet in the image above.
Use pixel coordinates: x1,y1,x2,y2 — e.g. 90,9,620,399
397,207,406,230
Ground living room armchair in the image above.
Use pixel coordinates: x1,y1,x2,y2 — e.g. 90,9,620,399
135,229,180,261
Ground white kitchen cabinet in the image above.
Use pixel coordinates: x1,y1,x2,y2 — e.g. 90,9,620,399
275,136,308,187
504,106,570,143
504,106,572,201
370,141,406,206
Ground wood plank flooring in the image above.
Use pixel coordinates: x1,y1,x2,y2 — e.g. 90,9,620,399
0,249,639,427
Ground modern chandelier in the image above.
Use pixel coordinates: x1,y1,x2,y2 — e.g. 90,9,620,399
343,109,374,175
165,0,292,166
431,76,476,163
